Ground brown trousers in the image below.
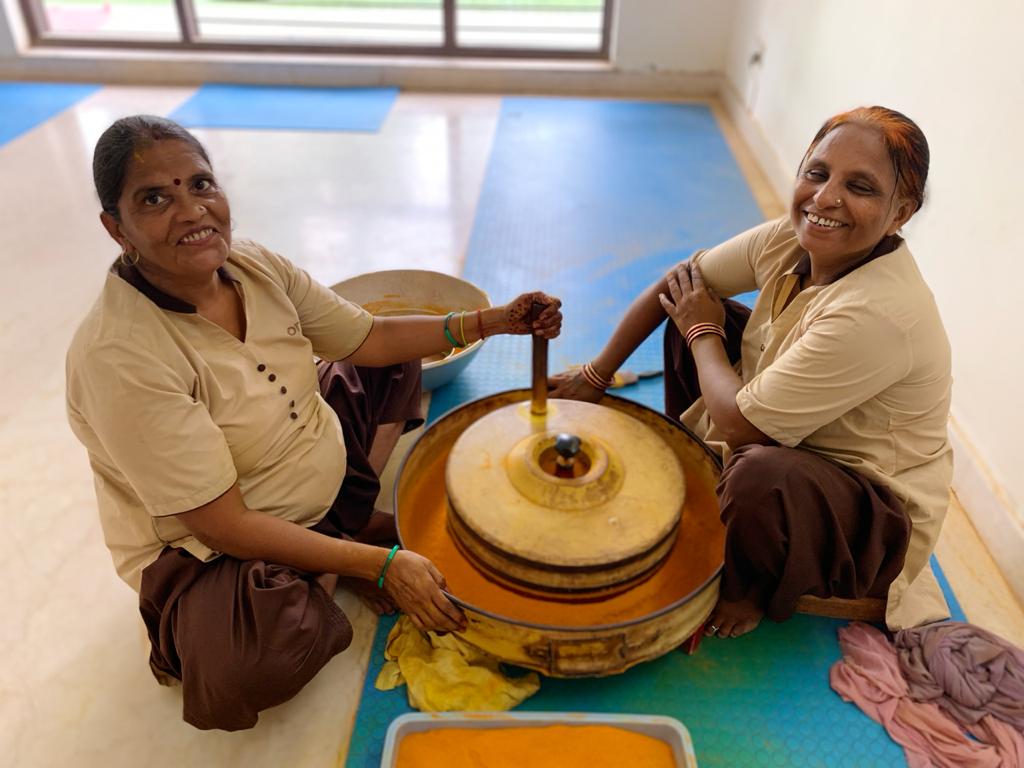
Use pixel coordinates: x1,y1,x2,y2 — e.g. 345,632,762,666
139,360,422,731
664,304,911,621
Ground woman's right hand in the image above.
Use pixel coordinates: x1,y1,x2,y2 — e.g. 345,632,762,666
497,292,563,339
382,550,467,633
548,369,604,403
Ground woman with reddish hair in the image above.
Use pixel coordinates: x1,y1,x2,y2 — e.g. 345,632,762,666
552,106,952,638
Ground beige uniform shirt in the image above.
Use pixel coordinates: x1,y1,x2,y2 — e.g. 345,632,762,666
66,240,373,592
681,217,953,629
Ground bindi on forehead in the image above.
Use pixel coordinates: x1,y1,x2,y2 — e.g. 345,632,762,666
173,178,181,185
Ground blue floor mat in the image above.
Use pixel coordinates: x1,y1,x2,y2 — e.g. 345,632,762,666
430,97,765,419
169,84,398,133
0,82,101,147
350,570,962,768
345,97,964,767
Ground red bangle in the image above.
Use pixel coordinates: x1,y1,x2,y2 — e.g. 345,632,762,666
684,322,726,349
582,362,614,391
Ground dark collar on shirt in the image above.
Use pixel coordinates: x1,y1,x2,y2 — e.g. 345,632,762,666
790,234,903,284
111,259,239,314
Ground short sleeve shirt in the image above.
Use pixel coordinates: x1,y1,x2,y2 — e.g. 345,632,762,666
66,240,373,591
681,217,954,629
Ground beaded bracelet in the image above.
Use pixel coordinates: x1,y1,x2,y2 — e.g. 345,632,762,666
443,312,465,348
377,544,400,589
581,361,614,391
684,322,727,349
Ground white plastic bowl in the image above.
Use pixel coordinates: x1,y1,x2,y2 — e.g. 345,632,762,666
331,269,491,391
380,712,698,767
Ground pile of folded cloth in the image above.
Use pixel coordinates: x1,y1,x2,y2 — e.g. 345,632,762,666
831,621,1024,767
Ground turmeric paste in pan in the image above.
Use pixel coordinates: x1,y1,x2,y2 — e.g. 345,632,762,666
395,725,677,768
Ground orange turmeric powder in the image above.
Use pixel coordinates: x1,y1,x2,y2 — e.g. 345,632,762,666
395,724,677,768
399,444,725,627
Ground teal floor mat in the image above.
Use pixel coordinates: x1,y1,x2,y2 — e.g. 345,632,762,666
169,84,398,133
0,82,101,147
345,97,963,767
349,557,963,768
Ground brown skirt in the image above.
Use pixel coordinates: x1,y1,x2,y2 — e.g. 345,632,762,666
663,306,911,621
139,359,421,731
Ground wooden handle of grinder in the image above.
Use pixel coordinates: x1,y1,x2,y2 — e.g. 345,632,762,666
529,300,548,416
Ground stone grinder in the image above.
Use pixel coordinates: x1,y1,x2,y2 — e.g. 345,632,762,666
394,308,726,676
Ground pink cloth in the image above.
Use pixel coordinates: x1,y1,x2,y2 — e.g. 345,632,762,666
896,621,1024,731
830,622,1024,767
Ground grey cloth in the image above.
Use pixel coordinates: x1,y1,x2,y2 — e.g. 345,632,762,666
895,620,1024,731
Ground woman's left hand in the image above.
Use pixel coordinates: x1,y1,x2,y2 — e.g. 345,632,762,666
499,292,563,339
658,262,725,335
547,368,603,403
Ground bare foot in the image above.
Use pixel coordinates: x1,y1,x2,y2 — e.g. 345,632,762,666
705,597,764,638
341,576,397,616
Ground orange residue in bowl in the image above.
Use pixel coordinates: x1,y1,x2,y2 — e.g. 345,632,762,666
395,725,677,768
399,445,725,627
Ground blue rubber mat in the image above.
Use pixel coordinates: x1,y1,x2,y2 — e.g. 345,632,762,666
169,84,398,133
350,569,963,768
345,98,964,767
431,98,765,418
0,82,101,147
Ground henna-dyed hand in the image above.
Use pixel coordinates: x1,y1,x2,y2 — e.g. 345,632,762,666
499,292,562,339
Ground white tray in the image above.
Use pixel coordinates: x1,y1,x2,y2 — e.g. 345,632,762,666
380,711,697,767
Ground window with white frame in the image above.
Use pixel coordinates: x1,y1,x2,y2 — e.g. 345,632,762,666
18,0,612,57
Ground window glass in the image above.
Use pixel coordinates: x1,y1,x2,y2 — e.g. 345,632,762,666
195,0,445,46
41,0,181,40
456,0,604,51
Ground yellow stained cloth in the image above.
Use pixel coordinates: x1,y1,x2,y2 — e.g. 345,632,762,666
374,616,540,712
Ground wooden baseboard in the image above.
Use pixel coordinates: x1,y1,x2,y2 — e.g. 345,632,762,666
717,79,793,206
947,415,1024,606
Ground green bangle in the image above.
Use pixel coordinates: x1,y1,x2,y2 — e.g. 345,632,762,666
377,544,400,589
443,312,462,348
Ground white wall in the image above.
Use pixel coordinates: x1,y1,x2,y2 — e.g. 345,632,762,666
614,0,737,73
0,0,24,56
724,0,1024,599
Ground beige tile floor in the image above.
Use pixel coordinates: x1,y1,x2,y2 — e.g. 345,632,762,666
0,88,1020,768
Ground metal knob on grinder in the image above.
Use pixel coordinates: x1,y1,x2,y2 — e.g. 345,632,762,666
554,433,582,478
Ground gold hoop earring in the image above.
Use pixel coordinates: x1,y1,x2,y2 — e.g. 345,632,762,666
120,248,140,267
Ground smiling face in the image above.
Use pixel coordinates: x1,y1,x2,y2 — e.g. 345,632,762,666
101,139,231,282
790,122,916,266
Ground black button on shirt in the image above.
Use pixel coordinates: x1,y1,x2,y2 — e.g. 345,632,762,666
257,363,266,372
268,373,277,382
